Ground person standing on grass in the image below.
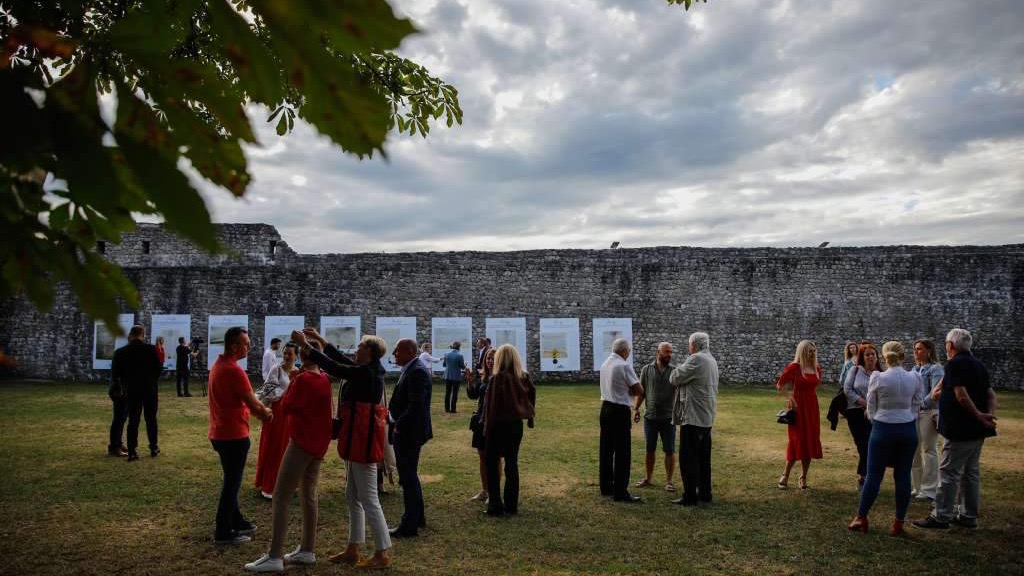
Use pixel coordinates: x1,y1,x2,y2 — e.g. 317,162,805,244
388,338,434,538
112,325,163,462
262,337,281,382
599,338,644,503
418,341,441,372
292,328,393,569
670,332,720,506
775,340,823,490
175,336,193,397
848,341,923,536
245,341,332,573
253,342,298,500
466,347,497,503
844,342,881,490
208,327,273,545
474,337,492,382
910,338,944,502
442,341,466,414
634,342,678,492
483,344,536,517
915,328,997,531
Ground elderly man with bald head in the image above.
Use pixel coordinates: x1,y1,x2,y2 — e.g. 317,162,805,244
387,338,433,538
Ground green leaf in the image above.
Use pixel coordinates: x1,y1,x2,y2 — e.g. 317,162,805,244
113,81,219,252
207,0,286,106
250,0,416,54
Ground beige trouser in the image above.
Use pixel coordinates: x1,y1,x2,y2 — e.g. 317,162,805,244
911,409,940,498
269,441,322,558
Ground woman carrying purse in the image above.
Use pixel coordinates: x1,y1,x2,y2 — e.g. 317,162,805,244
775,340,824,490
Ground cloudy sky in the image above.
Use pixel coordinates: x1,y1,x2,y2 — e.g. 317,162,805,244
198,0,1024,254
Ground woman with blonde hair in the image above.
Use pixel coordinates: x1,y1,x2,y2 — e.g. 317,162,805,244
483,344,536,516
848,341,923,536
844,342,881,489
775,340,823,489
910,339,943,501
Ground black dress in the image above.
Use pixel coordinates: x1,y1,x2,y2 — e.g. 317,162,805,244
467,376,490,450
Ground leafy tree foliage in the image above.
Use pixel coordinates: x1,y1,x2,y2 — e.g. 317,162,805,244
0,0,462,331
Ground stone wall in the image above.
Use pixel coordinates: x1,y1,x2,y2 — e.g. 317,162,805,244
1,224,1021,389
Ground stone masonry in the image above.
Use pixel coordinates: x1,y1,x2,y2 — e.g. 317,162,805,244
1,223,1021,388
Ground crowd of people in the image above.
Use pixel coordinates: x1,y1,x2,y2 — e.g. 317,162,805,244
107,324,996,570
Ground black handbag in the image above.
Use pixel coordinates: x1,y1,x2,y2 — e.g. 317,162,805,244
776,408,797,425
469,412,481,432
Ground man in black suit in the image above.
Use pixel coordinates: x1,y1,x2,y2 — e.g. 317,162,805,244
474,337,492,381
111,325,163,461
388,338,433,538
174,336,194,397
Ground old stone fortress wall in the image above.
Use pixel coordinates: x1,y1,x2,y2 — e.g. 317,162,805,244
1,223,1021,389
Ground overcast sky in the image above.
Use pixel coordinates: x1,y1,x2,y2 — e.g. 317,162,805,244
197,0,1024,254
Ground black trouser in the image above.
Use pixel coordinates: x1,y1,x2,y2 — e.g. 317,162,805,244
679,424,713,503
211,438,250,539
444,379,460,413
127,393,159,453
486,420,524,514
176,368,190,396
395,440,425,531
845,407,872,479
599,401,632,498
108,394,128,451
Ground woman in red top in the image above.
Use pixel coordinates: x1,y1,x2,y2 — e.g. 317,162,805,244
154,336,166,367
775,340,824,490
245,342,333,572
253,342,299,500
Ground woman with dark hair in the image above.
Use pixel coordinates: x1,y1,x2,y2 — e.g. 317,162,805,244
844,342,881,489
466,347,497,502
292,329,392,570
245,341,332,572
775,340,823,490
837,341,859,389
848,341,924,535
154,336,166,368
911,338,944,501
254,342,299,500
483,344,535,517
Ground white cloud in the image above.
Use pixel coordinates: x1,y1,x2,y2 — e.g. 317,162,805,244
195,0,1024,253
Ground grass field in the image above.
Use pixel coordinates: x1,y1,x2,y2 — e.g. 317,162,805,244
0,380,1021,576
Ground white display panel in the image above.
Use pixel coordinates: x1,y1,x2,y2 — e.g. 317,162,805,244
376,317,417,372
150,314,191,370
321,316,361,353
539,318,580,371
208,315,249,370
92,314,135,369
431,317,473,373
485,317,527,369
592,317,634,370
264,316,305,360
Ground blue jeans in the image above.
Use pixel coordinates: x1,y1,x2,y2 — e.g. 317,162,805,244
395,441,424,530
857,420,918,520
211,437,251,538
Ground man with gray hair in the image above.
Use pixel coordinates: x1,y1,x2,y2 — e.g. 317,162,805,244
670,332,719,506
599,338,644,502
915,328,997,530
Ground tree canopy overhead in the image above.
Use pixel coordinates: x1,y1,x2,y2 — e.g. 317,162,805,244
0,0,706,336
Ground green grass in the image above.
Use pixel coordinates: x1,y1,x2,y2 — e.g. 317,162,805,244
0,381,1021,575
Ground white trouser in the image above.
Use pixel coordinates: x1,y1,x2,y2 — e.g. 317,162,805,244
911,409,939,498
345,461,392,551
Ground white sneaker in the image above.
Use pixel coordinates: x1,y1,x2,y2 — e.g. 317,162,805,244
260,491,273,500
284,546,317,565
244,554,284,573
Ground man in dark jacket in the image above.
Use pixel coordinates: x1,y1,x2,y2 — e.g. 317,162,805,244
388,338,433,538
111,325,163,461
175,336,193,397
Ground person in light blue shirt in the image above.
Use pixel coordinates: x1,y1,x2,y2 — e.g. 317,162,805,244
911,339,944,501
442,342,466,413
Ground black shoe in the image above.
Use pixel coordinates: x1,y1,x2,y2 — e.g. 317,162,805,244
613,494,641,503
184,392,192,397
388,526,417,538
108,447,128,457
177,393,184,397
150,448,161,458
127,452,140,462
912,516,949,530
671,497,697,506
234,521,257,535
951,516,978,529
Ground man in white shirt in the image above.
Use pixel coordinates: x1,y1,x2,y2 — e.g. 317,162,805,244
262,338,281,382
599,338,644,502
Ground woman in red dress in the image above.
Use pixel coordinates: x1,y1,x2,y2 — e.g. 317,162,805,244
254,342,298,499
775,340,823,490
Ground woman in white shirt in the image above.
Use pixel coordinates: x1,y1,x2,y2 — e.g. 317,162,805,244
843,343,881,489
848,341,924,536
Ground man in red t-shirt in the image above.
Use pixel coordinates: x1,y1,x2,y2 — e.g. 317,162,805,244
208,326,272,544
